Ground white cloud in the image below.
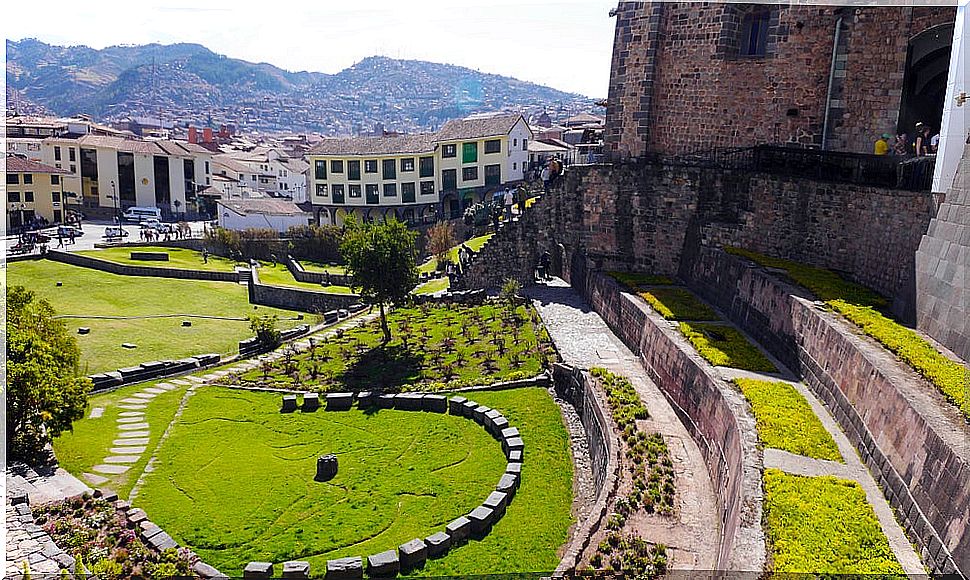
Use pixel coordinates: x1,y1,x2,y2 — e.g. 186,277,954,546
6,0,617,97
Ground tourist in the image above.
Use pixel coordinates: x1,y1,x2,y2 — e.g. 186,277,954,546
536,250,551,281
893,133,911,157
202,248,210,264
503,187,514,221
930,131,940,154
914,123,932,157
492,205,501,232
541,164,551,193
56,233,64,248
873,133,891,155
516,186,526,215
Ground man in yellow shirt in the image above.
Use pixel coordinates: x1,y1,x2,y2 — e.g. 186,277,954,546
874,133,891,155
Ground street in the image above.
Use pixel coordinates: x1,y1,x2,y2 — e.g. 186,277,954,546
4,219,213,256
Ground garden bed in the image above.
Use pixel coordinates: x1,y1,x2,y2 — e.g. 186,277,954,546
607,272,675,291
678,322,778,373
638,287,718,321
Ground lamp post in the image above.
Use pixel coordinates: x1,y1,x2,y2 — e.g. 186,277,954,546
110,180,124,234
18,203,28,233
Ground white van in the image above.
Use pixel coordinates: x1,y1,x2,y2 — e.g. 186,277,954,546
122,206,162,223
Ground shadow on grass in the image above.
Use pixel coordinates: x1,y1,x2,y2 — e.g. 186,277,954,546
335,343,424,393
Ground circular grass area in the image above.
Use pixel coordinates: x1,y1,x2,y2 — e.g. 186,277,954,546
137,387,508,575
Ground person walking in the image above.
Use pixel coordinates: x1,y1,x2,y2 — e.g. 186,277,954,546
202,248,210,264
503,187,514,221
541,164,551,193
516,185,526,215
56,233,64,248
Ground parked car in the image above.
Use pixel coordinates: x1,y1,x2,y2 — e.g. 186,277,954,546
139,218,164,231
122,206,162,223
103,226,129,240
57,225,83,238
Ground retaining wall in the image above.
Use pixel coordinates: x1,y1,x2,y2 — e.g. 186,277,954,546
575,267,765,572
248,267,360,313
685,246,969,576
46,250,240,282
284,255,353,287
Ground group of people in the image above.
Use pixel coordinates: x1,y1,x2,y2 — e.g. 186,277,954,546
444,243,477,286
536,157,565,193
874,122,940,157
137,224,189,242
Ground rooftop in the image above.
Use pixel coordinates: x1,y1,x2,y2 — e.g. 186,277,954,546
6,155,69,174
436,113,525,141
217,198,308,216
309,133,436,156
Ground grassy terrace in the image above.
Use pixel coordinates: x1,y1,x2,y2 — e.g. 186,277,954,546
7,261,303,373
255,262,355,294
418,233,493,274
607,272,675,291
726,247,970,420
413,277,450,295
679,323,778,373
639,287,718,321
230,303,554,392
134,386,572,577
734,378,842,462
297,261,348,275
763,469,903,575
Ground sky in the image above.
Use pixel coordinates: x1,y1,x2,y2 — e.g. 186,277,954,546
4,0,619,97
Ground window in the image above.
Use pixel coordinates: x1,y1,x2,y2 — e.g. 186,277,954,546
522,139,528,151
53,209,62,223
349,184,362,198
6,173,19,185
383,183,397,197
316,183,329,197
54,146,62,161
442,144,457,158
442,169,457,190
347,160,361,180
24,191,34,202
330,160,344,173
7,191,20,202
365,184,379,204
315,160,327,180
513,138,517,147
484,139,501,154
52,191,61,203
484,164,501,186
513,162,517,171
419,156,434,178
382,159,396,180
402,182,416,203
205,161,210,174
400,157,415,172
462,142,478,163
332,184,345,204
364,160,378,173
740,11,770,57
51,175,60,185
69,164,76,173
419,181,434,195
462,166,479,181
69,148,76,162
24,174,33,185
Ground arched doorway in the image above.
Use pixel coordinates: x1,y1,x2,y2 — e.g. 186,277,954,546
898,23,953,136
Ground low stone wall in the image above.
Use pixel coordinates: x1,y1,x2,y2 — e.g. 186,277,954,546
684,246,969,576
552,364,621,574
88,354,221,392
284,255,354,287
576,268,765,572
46,250,240,282
248,267,360,313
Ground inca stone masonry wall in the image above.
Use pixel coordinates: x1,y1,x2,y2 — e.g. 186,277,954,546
577,266,765,572
605,3,955,156
248,267,359,313
685,246,969,576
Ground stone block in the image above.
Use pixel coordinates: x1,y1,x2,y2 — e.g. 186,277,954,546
148,531,178,551
357,391,375,408
126,508,148,526
10,491,29,506
497,473,518,497
508,450,522,462
326,392,354,411
139,521,162,540
316,454,338,481
52,551,76,571
303,393,320,411
243,562,274,579
422,394,448,413
446,516,471,543
282,395,298,413
193,561,227,579
503,436,524,457
506,462,522,480
448,396,468,415
326,556,363,580
468,506,495,537
398,538,428,570
324,310,340,324
472,405,491,425
483,491,509,517
500,427,520,439
490,416,509,437
377,394,396,409
367,549,399,577
461,400,479,417
425,531,451,558
395,393,424,411
282,560,311,579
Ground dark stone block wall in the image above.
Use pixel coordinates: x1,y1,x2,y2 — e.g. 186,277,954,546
916,142,970,360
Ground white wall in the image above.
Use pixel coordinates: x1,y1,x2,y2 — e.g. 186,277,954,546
133,154,155,207
218,211,309,233
95,148,120,209
933,0,969,193
507,118,532,182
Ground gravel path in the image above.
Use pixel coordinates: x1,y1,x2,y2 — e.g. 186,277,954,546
526,279,719,571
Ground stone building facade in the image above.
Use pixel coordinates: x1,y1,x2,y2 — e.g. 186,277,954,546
606,3,956,156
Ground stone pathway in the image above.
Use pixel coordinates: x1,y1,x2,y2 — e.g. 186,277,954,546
526,280,720,571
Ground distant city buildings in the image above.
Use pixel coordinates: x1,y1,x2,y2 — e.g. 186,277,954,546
5,155,70,231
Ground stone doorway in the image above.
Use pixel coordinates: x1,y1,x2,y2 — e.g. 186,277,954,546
898,23,953,136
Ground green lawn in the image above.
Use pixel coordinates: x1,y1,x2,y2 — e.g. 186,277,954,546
639,287,718,321
232,303,554,392
7,261,304,373
136,386,572,578
419,233,493,274
413,277,450,295
53,378,191,498
726,247,969,421
734,379,842,462
678,322,778,373
256,262,355,294
298,261,348,275
76,246,239,272
763,469,904,575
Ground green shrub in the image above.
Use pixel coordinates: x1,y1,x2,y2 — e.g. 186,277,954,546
608,272,675,290
763,469,904,575
726,247,969,420
639,287,718,321
734,378,842,462
678,322,777,373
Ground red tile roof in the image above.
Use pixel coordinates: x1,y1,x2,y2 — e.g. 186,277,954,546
5,155,68,174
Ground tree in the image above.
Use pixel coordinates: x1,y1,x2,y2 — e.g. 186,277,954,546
340,217,418,343
6,286,91,460
427,221,456,269
500,277,523,317
249,314,281,350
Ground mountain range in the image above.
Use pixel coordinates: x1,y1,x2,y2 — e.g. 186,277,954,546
6,39,594,134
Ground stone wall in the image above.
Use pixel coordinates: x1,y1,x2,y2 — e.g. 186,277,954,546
684,246,969,576
46,250,240,282
248,267,359,313
605,3,956,156
284,254,353,287
577,267,765,572
916,143,969,360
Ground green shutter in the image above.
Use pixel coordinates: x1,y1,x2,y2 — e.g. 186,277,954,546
462,142,478,164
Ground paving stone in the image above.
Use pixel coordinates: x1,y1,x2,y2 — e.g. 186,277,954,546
109,446,147,455
83,473,109,486
281,560,310,579
118,429,150,438
187,376,206,383
325,556,363,580
104,455,141,464
131,392,156,400
89,407,104,419
398,538,427,570
119,422,150,431
170,379,192,386
143,387,168,394
118,404,147,411
425,531,451,558
120,398,147,405
118,411,145,417
93,464,130,475
243,561,274,579
113,437,150,446
366,550,399,577
117,417,147,424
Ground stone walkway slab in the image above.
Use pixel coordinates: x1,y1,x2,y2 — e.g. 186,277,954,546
117,429,150,438
82,473,109,486
143,387,168,394
92,464,130,475
120,398,147,405
117,417,145,424
110,446,147,455
113,437,149,446
119,422,150,431
89,407,104,419
186,376,206,383
131,392,156,400
170,379,192,386
119,404,147,410
119,411,145,417
104,455,141,464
